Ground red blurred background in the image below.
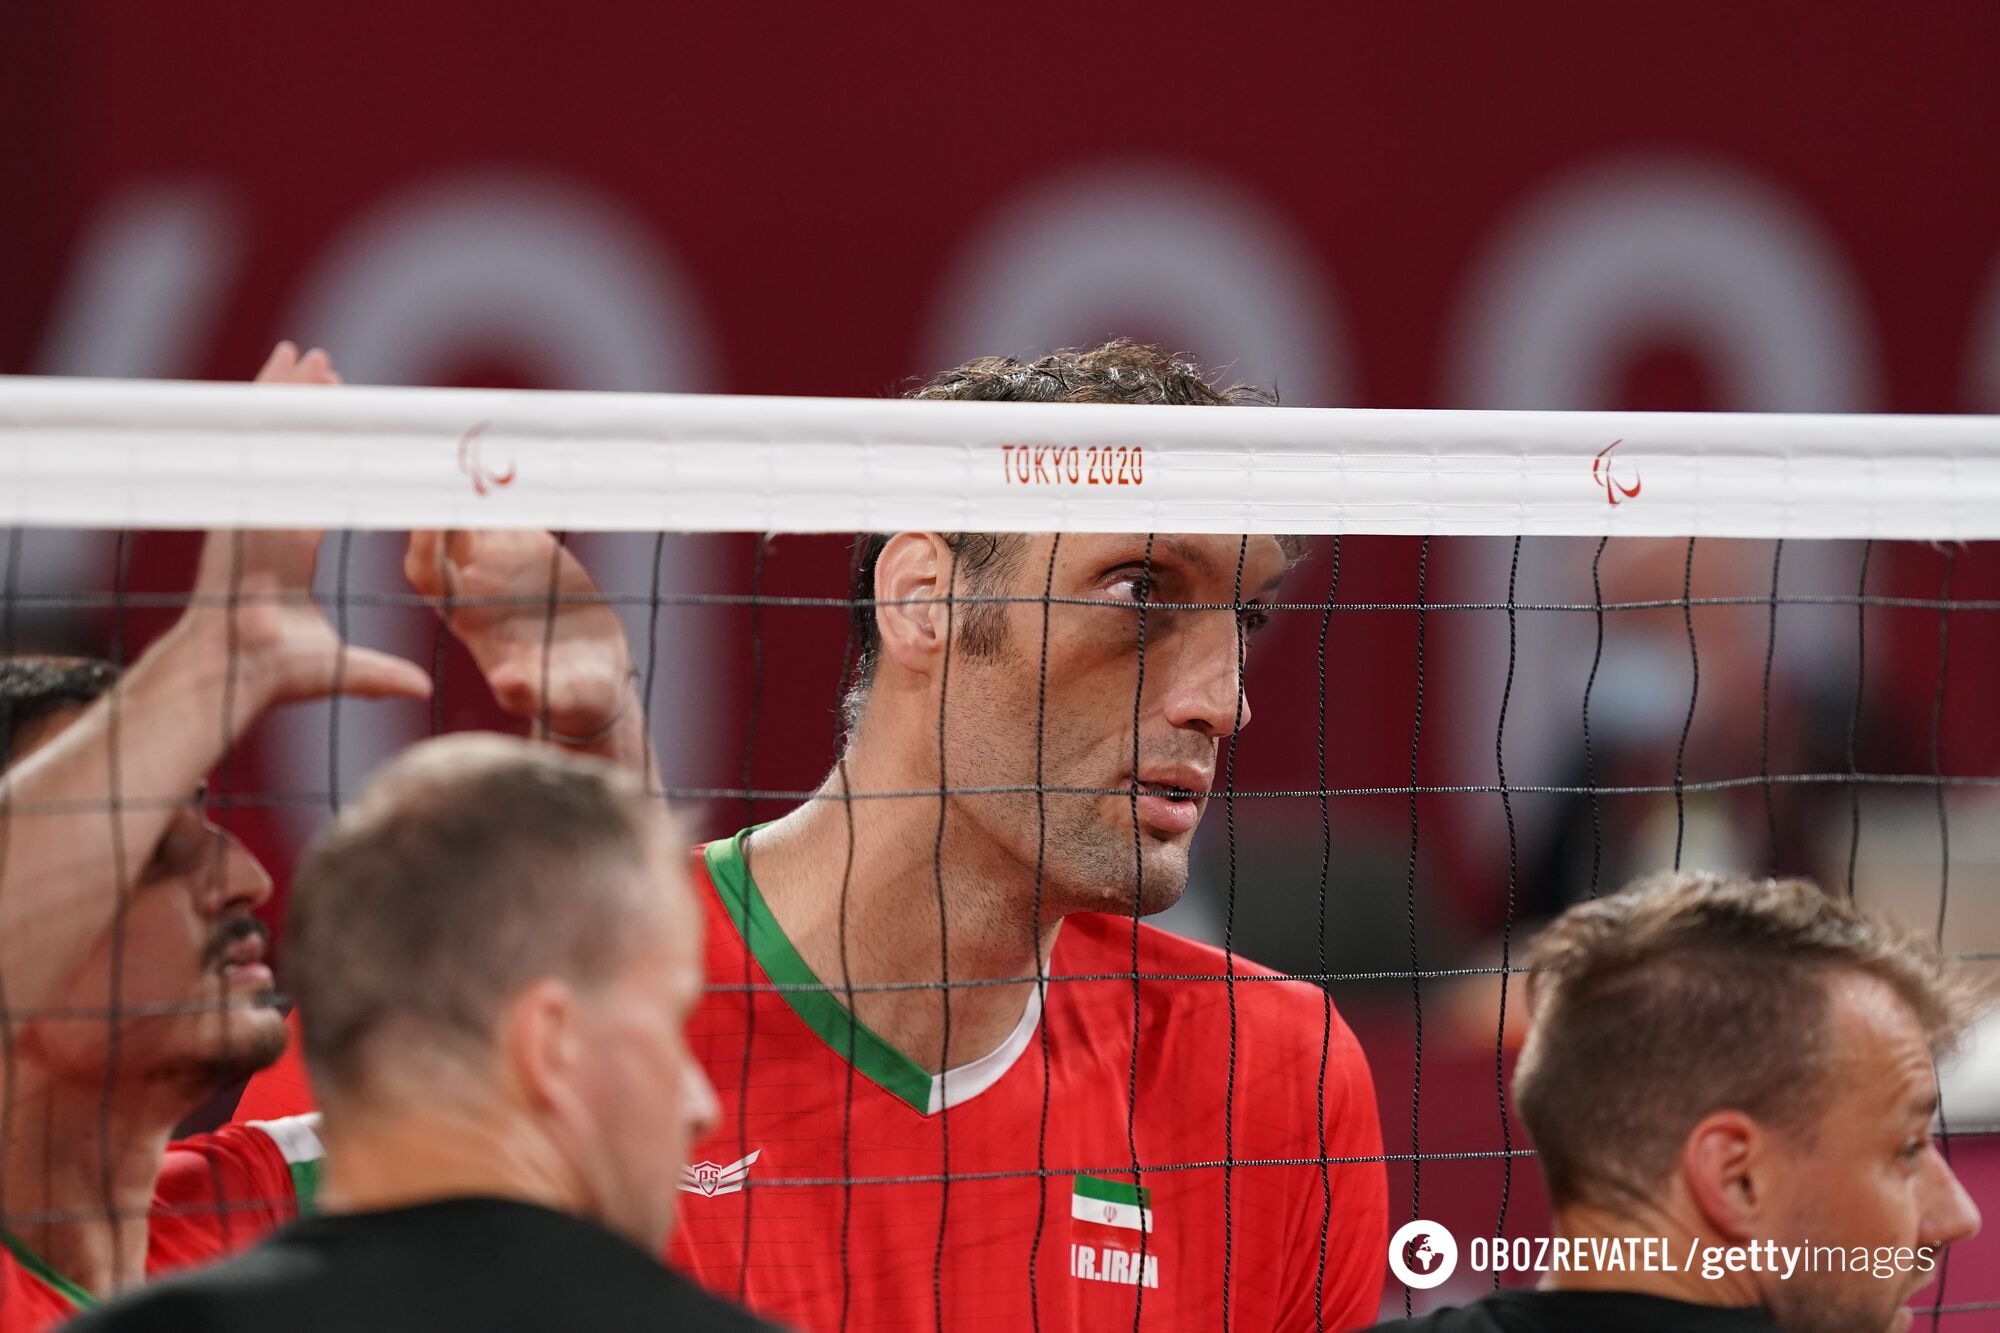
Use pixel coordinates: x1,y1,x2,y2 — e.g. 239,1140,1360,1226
6,3,2000,1319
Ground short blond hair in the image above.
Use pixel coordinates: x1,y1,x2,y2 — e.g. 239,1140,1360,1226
288,734,676,1103
1514,871,1986,1211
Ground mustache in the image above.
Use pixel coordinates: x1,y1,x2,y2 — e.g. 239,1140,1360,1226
200,915,270,971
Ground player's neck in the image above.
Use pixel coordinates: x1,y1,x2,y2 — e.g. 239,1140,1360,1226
317,1097,584,1224
1546,1199,1761,1308
746,759,1058,1075
0,1062,179,1299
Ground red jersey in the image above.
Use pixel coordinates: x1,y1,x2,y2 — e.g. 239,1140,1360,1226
670,831,1389,1331
0,1117,321,1331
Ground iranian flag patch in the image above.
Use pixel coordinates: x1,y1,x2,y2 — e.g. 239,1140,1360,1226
1068,1174,1160,1288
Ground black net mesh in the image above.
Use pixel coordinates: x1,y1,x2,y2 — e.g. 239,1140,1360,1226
2,525,1997,1328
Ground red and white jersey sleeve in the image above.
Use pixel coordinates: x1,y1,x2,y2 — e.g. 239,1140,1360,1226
0,1117,324,1332
149,1115,325,1277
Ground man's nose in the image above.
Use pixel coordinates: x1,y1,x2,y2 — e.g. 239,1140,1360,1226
1919,1152,1982,1250
198,817,273,913
1157,610,1252,739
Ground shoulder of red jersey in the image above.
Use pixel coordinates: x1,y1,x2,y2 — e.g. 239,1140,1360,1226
1059,910,1311,988
1056,912,1367,1061
157,1115,325,1219
145,1116,325,1281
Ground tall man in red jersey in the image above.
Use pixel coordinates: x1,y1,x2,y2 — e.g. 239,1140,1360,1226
670,343,1389,1329
235,340,1391,1326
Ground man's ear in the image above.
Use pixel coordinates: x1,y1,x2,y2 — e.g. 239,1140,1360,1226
873,533,953,675
1681,1110,1776,1242
503,978,583,1114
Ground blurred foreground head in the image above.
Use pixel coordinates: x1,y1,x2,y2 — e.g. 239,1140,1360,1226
1517,871,1986,1333
288,733,716,1248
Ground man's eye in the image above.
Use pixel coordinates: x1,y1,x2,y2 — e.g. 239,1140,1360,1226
1241,605,1273,635
1107,573,1153,602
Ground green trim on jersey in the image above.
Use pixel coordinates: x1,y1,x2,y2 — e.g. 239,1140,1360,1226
247,1113,326,1216
707,828,935,1114
0,1228,95,1311
1073,1174,1151,1208
289,1159,323,1213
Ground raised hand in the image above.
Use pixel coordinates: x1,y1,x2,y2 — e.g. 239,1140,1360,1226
254,340,344,386
187,527,434,710
182,343,430,711
0,343,427,1021
404,529,645,766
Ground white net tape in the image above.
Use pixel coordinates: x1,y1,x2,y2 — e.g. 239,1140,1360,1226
2,376,1996,537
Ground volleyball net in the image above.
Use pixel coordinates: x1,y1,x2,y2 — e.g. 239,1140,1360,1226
2,376,1998,1325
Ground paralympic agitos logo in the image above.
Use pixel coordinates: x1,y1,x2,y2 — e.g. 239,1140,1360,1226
457,421,517,497
1593,438,1641,506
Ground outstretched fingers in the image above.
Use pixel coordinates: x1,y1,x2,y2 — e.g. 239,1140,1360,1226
255,340,343,387
327,645,435,701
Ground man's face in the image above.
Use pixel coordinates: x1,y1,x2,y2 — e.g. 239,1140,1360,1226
572,835,717,1248
12,711,287,1096
935,533,1291,917
1762,972,1981,1333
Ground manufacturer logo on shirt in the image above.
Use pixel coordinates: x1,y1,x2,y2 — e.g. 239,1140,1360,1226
678,1148,761,1198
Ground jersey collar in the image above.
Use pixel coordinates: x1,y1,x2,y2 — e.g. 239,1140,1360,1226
0,1228,97,1311
705,828,1043,1116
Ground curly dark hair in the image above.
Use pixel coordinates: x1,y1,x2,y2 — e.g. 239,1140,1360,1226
840,341,1279,734
0,656,119,767
907,338,1277,407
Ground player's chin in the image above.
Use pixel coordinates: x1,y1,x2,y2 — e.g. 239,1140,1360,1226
1129,844,1192,915
196,1002,291,1070
1061,842,1187,916
207,981,286,1025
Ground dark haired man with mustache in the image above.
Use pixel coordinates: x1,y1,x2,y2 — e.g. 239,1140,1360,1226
0,345,641,1330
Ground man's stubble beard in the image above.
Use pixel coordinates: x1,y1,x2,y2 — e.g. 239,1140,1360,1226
945,626,1192,922
21,999,287,1105
198,1012,289,1089
942,718,1190,921
154,997,290,1098
1036,790,1190,918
